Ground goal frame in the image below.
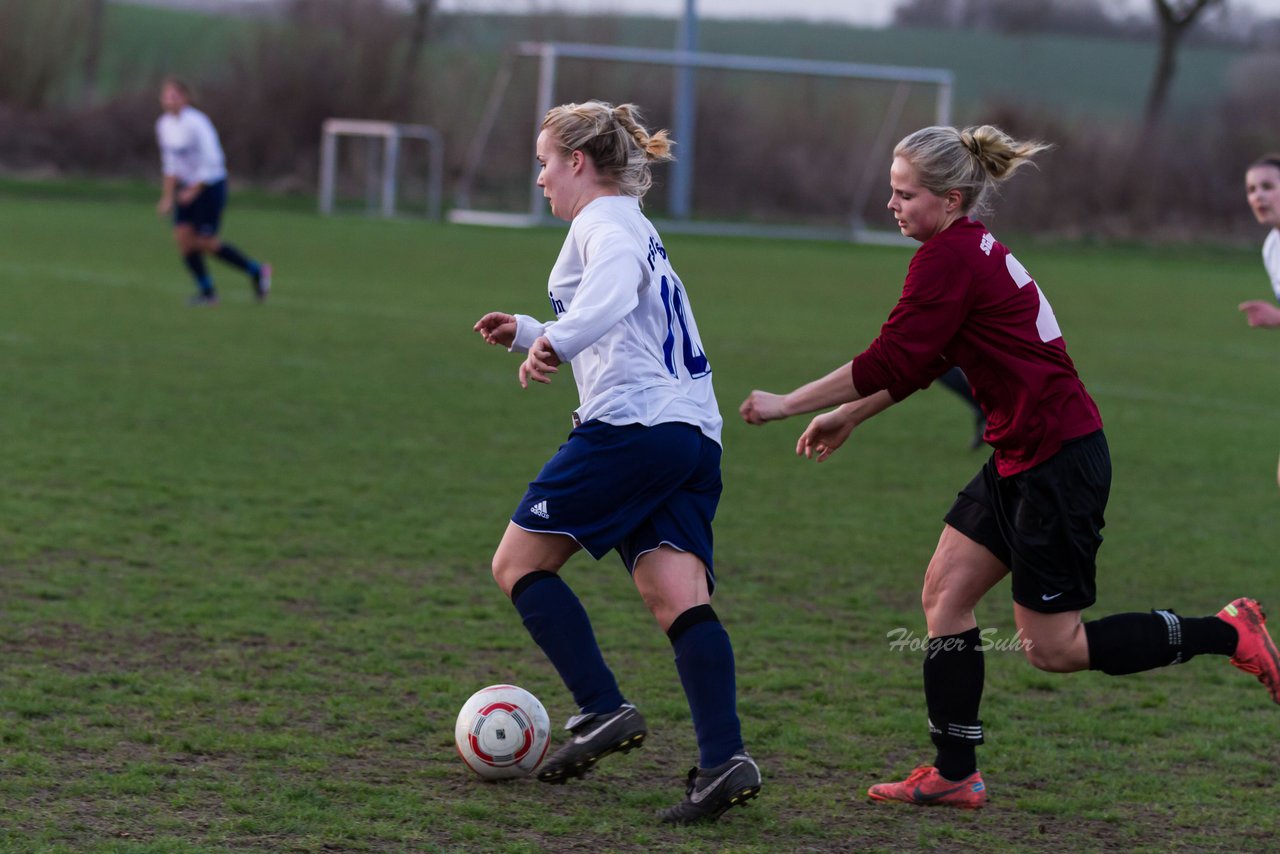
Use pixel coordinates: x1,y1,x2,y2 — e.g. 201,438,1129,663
450,41,954,243
318,118,444,220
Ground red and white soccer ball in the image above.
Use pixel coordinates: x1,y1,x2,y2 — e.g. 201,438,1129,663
454,684,551,780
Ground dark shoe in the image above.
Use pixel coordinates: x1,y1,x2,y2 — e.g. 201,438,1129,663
659,752,761,825
536,704,647,784
254,263,272,302
188,292,219,307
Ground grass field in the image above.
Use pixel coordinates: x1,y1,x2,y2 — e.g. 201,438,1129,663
2,190,1279,852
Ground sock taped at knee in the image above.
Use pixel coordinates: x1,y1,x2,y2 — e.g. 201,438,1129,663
666,604,718,644
510,569,558,603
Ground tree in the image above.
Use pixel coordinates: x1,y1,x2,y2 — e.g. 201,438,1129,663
1143,0,1224,133
82,0,105,104
395,0,436,110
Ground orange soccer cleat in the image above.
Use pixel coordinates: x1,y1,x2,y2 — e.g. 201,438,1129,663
1217,598,1280,705
868,764,988,809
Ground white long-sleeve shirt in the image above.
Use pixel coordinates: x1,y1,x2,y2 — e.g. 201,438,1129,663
155,106,227,187
511,195,722,444
1263,228,1280,302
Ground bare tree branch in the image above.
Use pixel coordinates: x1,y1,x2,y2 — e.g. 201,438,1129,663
1143,0,1224,131
82,0,105,105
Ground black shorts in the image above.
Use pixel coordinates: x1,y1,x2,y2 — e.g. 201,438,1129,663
943,430,1111,614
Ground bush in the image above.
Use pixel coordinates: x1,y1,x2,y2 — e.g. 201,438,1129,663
0,0,93,110
1,4,1277,242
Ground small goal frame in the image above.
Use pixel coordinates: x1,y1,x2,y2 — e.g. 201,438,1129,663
318,119,444,219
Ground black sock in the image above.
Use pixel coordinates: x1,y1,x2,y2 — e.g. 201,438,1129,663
1182,615,1238,657
215,243,256,274
1084,610,1236,675
924,627,985,781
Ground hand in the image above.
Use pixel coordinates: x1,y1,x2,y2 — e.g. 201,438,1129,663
177,185,200,206
796,408,858,462
156,196,172,216
474,312,517,348
739,390,787,425
1239,300,1280,328
519,335,561,388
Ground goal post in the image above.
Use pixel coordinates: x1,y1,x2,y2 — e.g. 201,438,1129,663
450,41,954,243
318,119,444,219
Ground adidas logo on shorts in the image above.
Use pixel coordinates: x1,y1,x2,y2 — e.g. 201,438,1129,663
529,500,550,520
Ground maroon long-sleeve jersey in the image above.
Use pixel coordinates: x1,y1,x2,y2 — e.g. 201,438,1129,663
850,218,1102,476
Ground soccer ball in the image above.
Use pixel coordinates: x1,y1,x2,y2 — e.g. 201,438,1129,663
454,684,551,780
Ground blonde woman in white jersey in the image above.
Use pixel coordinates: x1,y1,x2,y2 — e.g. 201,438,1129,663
1241,154,1280,486
473,101,760,825
155,78,270,306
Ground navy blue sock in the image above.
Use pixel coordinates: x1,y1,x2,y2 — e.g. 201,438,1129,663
215,243,259,276
668,605,744,769
510,571,624,716
183,251,214,295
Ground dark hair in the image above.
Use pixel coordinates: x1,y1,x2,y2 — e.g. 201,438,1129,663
161,77,195,105
1249,153,1280,173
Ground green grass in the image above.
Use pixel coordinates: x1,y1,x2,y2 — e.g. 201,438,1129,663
1,191,1279,852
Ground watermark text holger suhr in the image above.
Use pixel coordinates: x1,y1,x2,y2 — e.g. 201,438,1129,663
887,627,1033,658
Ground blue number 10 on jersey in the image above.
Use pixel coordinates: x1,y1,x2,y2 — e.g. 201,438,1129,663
660,275,710,379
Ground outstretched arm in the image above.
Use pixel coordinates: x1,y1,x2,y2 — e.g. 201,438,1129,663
474,312,518,347
1240,300,1280,328
796,390,895,462
739,361,861,425
157,174,178,216
474,313,563,389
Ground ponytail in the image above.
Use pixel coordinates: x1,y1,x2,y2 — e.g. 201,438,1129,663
895,124,1053,216
541,101,674,199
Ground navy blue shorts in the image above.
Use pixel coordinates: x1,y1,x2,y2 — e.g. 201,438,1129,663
943,430,1111,614
174,179,227,236
512,420,722,590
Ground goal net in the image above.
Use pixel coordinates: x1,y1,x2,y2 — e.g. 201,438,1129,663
451,41,953,243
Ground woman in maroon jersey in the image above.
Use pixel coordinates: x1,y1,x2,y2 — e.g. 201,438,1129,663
739,124,1280,808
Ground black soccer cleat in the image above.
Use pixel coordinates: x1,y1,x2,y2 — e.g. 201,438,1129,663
659,752,761,825
536,704,647,784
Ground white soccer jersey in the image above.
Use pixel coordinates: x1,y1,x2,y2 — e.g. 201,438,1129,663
1263,228,1280,302
155,106,227,187
511,195,723,444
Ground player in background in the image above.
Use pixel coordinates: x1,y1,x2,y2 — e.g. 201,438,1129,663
740,124,1280,808
155,78,270,306
937,365,986,450
1239,154,1280,487
473,101,760,824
